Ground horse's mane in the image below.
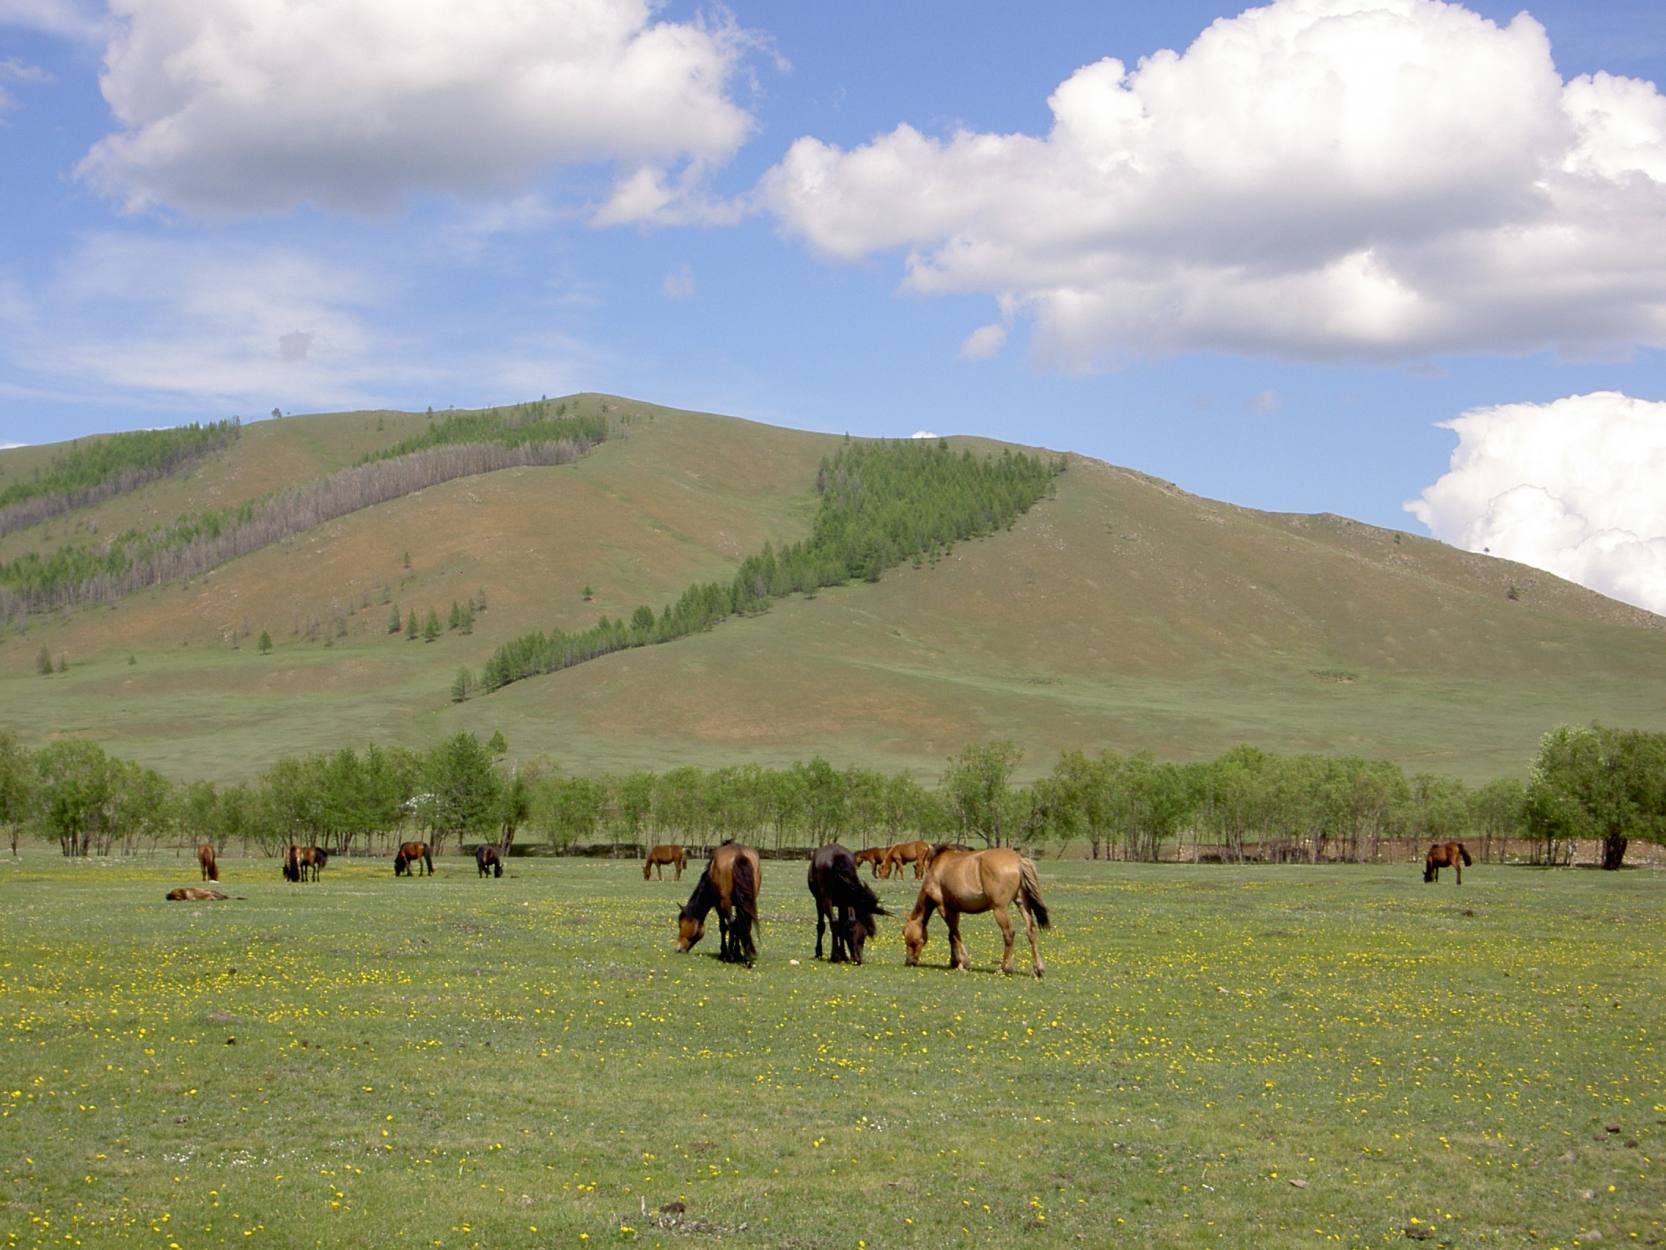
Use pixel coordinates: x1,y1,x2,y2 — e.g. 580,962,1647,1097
680,867,718,922
829,852,887,929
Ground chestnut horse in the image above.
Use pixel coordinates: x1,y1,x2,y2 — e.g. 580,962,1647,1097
1423,841,1473,884
879,840,931,880
282,845,327,883
853,846,889,877
475,843,504,878
197,843,219,882
394,841,433,876
675,840,761,965
902,845,1050,978
644,844,687,881
807,843,889,964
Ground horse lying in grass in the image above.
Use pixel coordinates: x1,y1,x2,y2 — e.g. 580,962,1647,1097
476,843,504,878
807,843,888,964
197,843,219,881
166,887,229,901
644,844,686,880
902,845,1050,978
1423,841,1472,885
676,840,760,965
394,841,434,876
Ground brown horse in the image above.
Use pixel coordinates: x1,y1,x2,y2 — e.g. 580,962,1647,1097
644,844,687,881
853,846,889,877
1424,841,1473,884
475,843,504,878
902,845,1050,977
880,840,931,880
394,841,433,876
282,845,328,883
166,886,229,901
676,840,761,965
808,843,888,964
197,843,219,882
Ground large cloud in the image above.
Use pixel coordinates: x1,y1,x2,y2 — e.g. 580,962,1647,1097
759,0,1666,366
1407,392,1666,614
78,0,755,218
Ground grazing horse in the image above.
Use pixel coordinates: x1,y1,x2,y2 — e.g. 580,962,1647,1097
807,843,888,964
675,840,761,965
166,886,229,901
475,843,504,878
643,844,687,881
282,845,328,883
197,843,219,882
902,845,1050,978
394,841,434,876
853,846,889,877
880,839,931,881
1423,841,1473,884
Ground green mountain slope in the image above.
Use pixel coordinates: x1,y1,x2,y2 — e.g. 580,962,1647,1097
1,396,1661,783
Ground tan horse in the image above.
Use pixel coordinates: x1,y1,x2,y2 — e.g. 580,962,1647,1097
197,843,219,881
676,841,761,964
902,846,1050,977
644,844,687,881
880,840,931,880
1423,841,1473,884
853,846,889,877
166,886,229,901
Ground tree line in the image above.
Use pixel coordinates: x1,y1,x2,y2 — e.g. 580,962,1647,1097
1,723,1657,869
0,438,597,623
473,438,1065,694
0,420,240,539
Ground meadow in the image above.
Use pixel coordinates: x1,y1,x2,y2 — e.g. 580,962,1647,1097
0,853,1660,1250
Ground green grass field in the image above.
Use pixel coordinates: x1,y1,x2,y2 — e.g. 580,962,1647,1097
1,854,1659,1249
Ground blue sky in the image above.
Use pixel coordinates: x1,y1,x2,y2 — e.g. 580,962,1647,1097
2,0,1665,610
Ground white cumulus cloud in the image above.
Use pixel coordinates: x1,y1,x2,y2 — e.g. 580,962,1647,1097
758,0,1666,366
78,0,757,219
1407,391,1666,614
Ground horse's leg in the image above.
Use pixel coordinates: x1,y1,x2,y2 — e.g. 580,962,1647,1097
1455,856,1462,886
1020,898,1045,979
944,908,967,971
815,896,827,960
993,902,1017,974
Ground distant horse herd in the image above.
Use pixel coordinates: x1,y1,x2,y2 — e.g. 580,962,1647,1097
166,836,1477,975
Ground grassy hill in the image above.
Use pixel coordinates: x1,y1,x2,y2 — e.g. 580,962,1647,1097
2,394,1662,784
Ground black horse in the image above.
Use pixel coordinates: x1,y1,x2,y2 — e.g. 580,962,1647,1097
475,843,504,878
808,842,888,965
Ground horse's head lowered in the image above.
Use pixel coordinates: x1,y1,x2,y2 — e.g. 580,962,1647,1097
902,915,928,966
675,906,705,952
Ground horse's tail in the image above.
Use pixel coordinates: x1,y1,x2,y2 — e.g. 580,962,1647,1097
1019,856,1051,929
731,853,759,962
282,846,299,882
1459,844,1473,867
209,860,219,882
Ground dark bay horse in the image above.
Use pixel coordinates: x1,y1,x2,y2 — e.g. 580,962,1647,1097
644,844,687,881
676,840,761,965
880,840,931,880
1423,841,1473,884
853,846,889,877
394,841,434,876
476,843,504,878
808,843,888,964
903,845,1050,977
282,845,327,883
197,843,219,882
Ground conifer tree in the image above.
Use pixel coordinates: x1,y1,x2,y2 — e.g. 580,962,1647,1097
36,646,52,676
406,609,419,639
387,604,402,634
258,630,272,654
423,608,440,642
